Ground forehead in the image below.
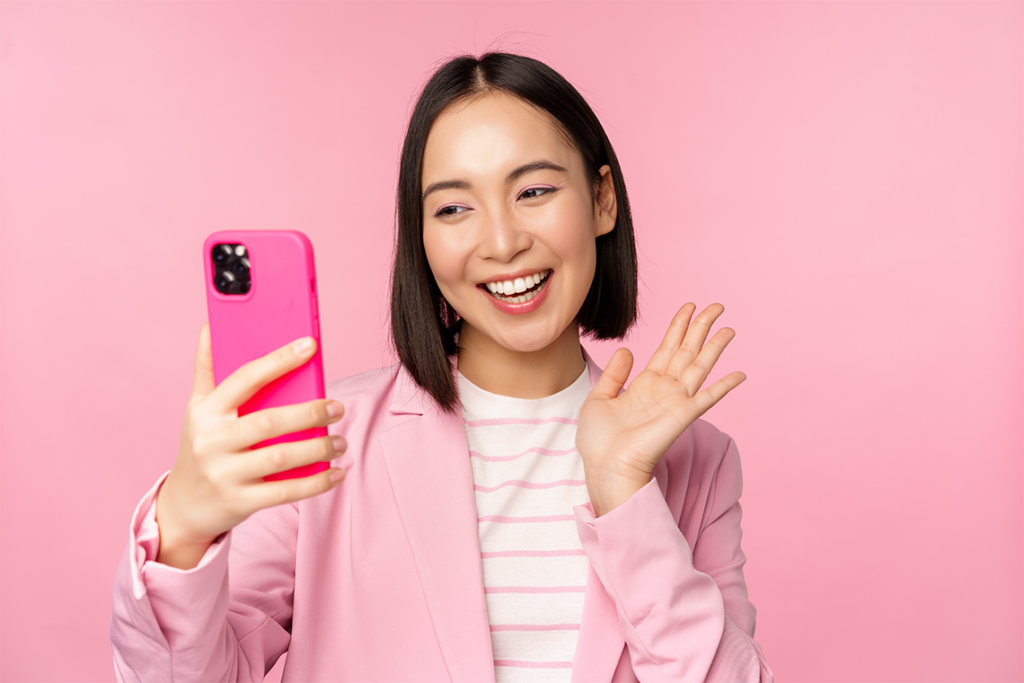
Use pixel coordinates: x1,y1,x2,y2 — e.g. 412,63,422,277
422,91,581,180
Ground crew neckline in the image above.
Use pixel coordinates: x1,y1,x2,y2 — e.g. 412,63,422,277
457,363,592,421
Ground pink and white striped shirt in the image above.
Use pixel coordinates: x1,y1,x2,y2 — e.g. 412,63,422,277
458,367,592,682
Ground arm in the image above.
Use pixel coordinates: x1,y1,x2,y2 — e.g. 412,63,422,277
110,326,345,681
110,474,297,683
575,303,768,679
574,438,772,682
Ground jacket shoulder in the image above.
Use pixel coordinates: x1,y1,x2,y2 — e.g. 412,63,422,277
323,363,408,429
640,417,746,544
665,418,736,469
659,418,742,515
325,363,402,403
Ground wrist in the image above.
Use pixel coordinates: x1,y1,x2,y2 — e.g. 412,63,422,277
154,482,218,569
582,465,651,517
154,509,218,569
155,534,215,570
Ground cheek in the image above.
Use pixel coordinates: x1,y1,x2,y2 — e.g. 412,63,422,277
573,243,599,296
422,228,463,291
543,200,599,277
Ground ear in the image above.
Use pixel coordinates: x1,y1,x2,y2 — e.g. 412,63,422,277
593,164,617,237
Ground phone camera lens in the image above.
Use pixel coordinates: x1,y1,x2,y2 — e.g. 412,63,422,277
212,244,232,265
215,270,237,294
231,260,249,278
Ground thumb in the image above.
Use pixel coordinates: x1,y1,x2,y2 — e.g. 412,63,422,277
590,348,633,401
190,323,215,402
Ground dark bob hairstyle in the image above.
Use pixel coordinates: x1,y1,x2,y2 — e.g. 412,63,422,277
390,52,638,412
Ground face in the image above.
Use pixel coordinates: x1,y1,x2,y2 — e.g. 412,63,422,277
421,91,616,356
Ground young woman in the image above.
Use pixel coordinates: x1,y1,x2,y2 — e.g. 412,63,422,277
111,53,772,682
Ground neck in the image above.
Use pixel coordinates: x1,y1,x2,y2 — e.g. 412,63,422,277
456,324,586,399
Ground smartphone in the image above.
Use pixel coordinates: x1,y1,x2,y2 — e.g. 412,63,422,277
203,230,328,481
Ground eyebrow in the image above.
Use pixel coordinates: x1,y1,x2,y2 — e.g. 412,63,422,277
421,160,568,201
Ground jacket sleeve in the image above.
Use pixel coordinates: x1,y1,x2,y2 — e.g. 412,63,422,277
573,437,772,683
110,473,296,682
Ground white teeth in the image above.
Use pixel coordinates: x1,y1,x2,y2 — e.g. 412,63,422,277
483,270,551,303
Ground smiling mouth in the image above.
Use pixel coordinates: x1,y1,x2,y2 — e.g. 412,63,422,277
482,270,551,304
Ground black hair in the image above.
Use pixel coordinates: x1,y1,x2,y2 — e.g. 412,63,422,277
390,52,638,412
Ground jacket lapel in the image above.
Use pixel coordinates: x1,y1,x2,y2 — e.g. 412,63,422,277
379,354,628,682
379,367,495,683
572,350,628,681
573,564,628,681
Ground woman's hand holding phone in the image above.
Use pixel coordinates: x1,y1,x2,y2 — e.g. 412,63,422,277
155,324,347,570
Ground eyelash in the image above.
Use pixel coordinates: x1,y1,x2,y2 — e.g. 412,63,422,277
432,186,556,219
434,205,468,218
519,186,555,200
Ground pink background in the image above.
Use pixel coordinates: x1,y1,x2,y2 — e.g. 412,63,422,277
1,1,1021,681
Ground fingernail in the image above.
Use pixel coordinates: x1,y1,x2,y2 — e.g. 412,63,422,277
332,435,347,452
326,401,344,419
330,469,346,483
293,337,315,355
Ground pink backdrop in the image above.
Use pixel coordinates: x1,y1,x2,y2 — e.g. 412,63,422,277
1,2,1021,681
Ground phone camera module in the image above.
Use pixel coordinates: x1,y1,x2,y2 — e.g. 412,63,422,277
211,243,253,296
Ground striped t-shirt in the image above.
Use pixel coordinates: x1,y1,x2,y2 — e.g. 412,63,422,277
458,366,593,682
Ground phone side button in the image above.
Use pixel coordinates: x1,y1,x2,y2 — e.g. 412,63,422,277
311,286,320,338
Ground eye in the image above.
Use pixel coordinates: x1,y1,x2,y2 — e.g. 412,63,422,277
519,186,556,200
433,204,469,219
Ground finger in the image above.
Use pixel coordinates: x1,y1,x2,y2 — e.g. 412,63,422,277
667,303,725,379
212,399,344,453
678,326,736,394
230,433,347,483
242,467,346,511
647,304,696,374
190,323,216,403
691,371,747,416
206,336,318,414
590,348,633,401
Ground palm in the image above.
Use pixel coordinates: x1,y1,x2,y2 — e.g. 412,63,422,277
577,303,745,479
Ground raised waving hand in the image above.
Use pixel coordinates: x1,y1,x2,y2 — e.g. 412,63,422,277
576,303,746,516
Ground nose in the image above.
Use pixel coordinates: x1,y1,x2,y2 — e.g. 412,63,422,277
479,207,532,262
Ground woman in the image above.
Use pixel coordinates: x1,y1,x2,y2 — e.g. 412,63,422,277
111,52,772,682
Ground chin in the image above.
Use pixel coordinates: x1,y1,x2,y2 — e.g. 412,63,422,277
501,339,556,354
493,325,575,355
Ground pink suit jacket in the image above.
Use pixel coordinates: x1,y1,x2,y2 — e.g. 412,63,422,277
111,354,773,682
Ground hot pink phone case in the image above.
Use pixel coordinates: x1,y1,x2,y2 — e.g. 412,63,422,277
203,230,328,481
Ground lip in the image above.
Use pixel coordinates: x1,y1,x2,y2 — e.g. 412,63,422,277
479,270,552,315
478,268,550,286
